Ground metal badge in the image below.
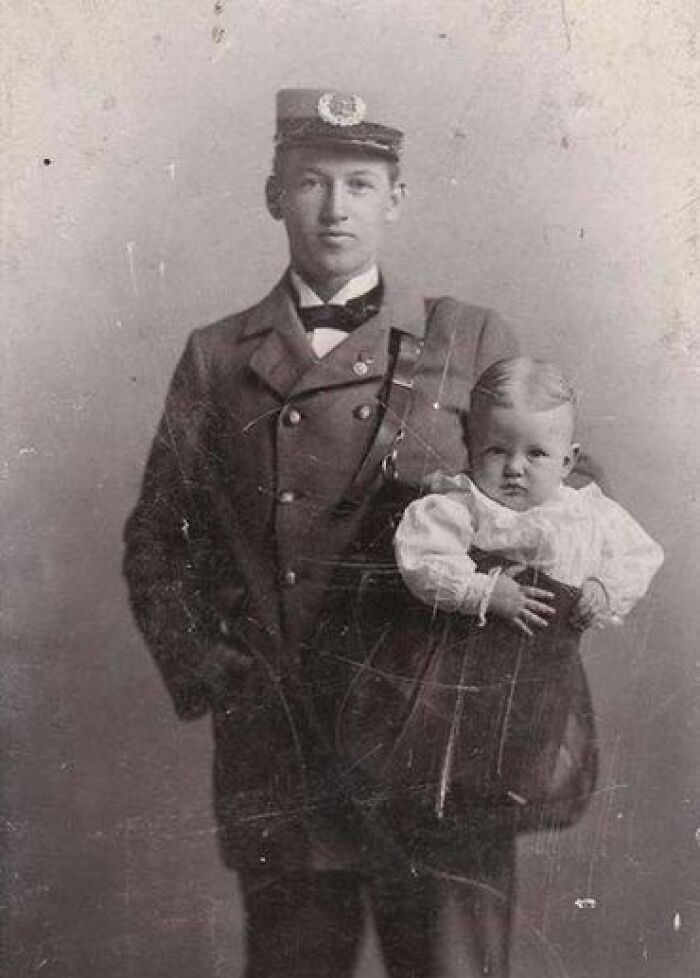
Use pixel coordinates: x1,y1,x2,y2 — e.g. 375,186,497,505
317,92,366,127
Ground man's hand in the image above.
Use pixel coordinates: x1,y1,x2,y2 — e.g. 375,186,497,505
201,640,255,705
488,565,556,637
570,577,609,631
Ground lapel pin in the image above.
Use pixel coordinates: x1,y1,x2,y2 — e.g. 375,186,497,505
353,353,374,377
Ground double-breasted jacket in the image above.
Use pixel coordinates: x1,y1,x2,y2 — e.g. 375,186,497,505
123,269,517,867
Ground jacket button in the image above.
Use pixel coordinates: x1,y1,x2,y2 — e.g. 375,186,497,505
282,570,297,587
353,404,373,421
278,490,296,504
353,361,369,377
284,407,302,426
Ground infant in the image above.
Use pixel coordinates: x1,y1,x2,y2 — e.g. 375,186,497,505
395,357,663,634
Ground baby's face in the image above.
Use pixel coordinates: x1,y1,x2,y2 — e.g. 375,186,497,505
468,402,577,511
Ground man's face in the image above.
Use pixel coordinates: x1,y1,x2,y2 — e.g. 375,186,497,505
267,146,401,297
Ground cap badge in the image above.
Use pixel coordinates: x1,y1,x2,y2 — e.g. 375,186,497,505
317,92,366,128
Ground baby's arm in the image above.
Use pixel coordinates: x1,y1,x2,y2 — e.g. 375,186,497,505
394,493,555,635
394,493,482,612
571,489,664,628
570,577,610,630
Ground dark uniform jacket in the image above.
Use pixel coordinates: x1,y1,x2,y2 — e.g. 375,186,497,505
123,270,518,868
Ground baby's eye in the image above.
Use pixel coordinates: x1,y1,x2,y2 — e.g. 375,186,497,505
485,446,505,456
528,448,548,459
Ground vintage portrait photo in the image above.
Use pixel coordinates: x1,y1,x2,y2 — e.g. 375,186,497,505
3,2,697,976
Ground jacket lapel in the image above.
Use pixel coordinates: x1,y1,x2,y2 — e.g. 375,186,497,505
245,271,427,399
246,279,317,398
291,271,427,397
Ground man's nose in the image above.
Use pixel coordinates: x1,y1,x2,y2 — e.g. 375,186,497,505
321,181,349,223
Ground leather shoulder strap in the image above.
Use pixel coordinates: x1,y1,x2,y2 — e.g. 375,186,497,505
338,297,465,510
338,329,423,509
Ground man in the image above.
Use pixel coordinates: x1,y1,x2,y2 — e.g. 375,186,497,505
124,89,519,977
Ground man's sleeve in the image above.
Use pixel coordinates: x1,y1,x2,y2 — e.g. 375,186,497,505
123,331,222,721
474,308,520,378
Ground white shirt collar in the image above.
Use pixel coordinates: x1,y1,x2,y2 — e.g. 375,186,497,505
289,266,380,308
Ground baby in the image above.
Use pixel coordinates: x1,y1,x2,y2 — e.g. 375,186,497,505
395,357,663,634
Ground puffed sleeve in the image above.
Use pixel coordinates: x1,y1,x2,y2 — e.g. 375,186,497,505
586,487,664,623
394,491,495,615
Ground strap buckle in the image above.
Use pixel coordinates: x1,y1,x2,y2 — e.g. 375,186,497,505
381,428,405,482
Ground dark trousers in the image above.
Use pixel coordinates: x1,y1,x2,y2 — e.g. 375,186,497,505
212,661,518,976
236,834,516,978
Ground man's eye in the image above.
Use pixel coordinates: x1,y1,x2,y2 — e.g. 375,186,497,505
485,447,505,456
348,179,373,192
529,448,548,458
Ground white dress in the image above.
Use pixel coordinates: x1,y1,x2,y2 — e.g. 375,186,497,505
394,474,664,626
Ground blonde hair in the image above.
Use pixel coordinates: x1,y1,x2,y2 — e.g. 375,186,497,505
467,357,576,444
468,357,576,431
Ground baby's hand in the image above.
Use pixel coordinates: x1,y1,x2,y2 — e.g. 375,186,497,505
488,565,556,637
570,577,609,631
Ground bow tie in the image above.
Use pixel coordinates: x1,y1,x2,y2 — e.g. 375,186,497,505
297,286,382,333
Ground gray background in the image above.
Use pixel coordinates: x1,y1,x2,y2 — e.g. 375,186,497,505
2,1,698,975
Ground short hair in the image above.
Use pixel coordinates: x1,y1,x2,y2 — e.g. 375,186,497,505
271,146,401,185
469,357,577,417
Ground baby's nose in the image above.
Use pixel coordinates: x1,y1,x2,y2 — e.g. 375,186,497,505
504,455,525,474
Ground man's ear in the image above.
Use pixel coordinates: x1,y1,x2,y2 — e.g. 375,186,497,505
265,175,285,221
385,182,404,224
563,442,580,478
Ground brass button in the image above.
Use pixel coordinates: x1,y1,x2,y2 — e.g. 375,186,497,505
282,570,297,587
285,407,302,426
353,360,369,377
278,490,296,504
354,404,373,421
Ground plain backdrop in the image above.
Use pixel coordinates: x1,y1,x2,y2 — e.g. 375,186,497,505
2,1,698,976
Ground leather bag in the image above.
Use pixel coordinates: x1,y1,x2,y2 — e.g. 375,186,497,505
328,541,599,835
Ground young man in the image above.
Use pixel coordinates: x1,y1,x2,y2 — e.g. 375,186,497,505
124,89,519,977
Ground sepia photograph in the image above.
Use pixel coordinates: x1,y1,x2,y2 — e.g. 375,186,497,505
2,2,698,976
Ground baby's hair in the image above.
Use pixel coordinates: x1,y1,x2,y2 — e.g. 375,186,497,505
470,357,577,417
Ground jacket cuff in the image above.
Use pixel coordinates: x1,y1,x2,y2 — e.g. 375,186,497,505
168,677,212,722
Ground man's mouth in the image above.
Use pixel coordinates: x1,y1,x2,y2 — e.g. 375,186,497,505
501,483,527,494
